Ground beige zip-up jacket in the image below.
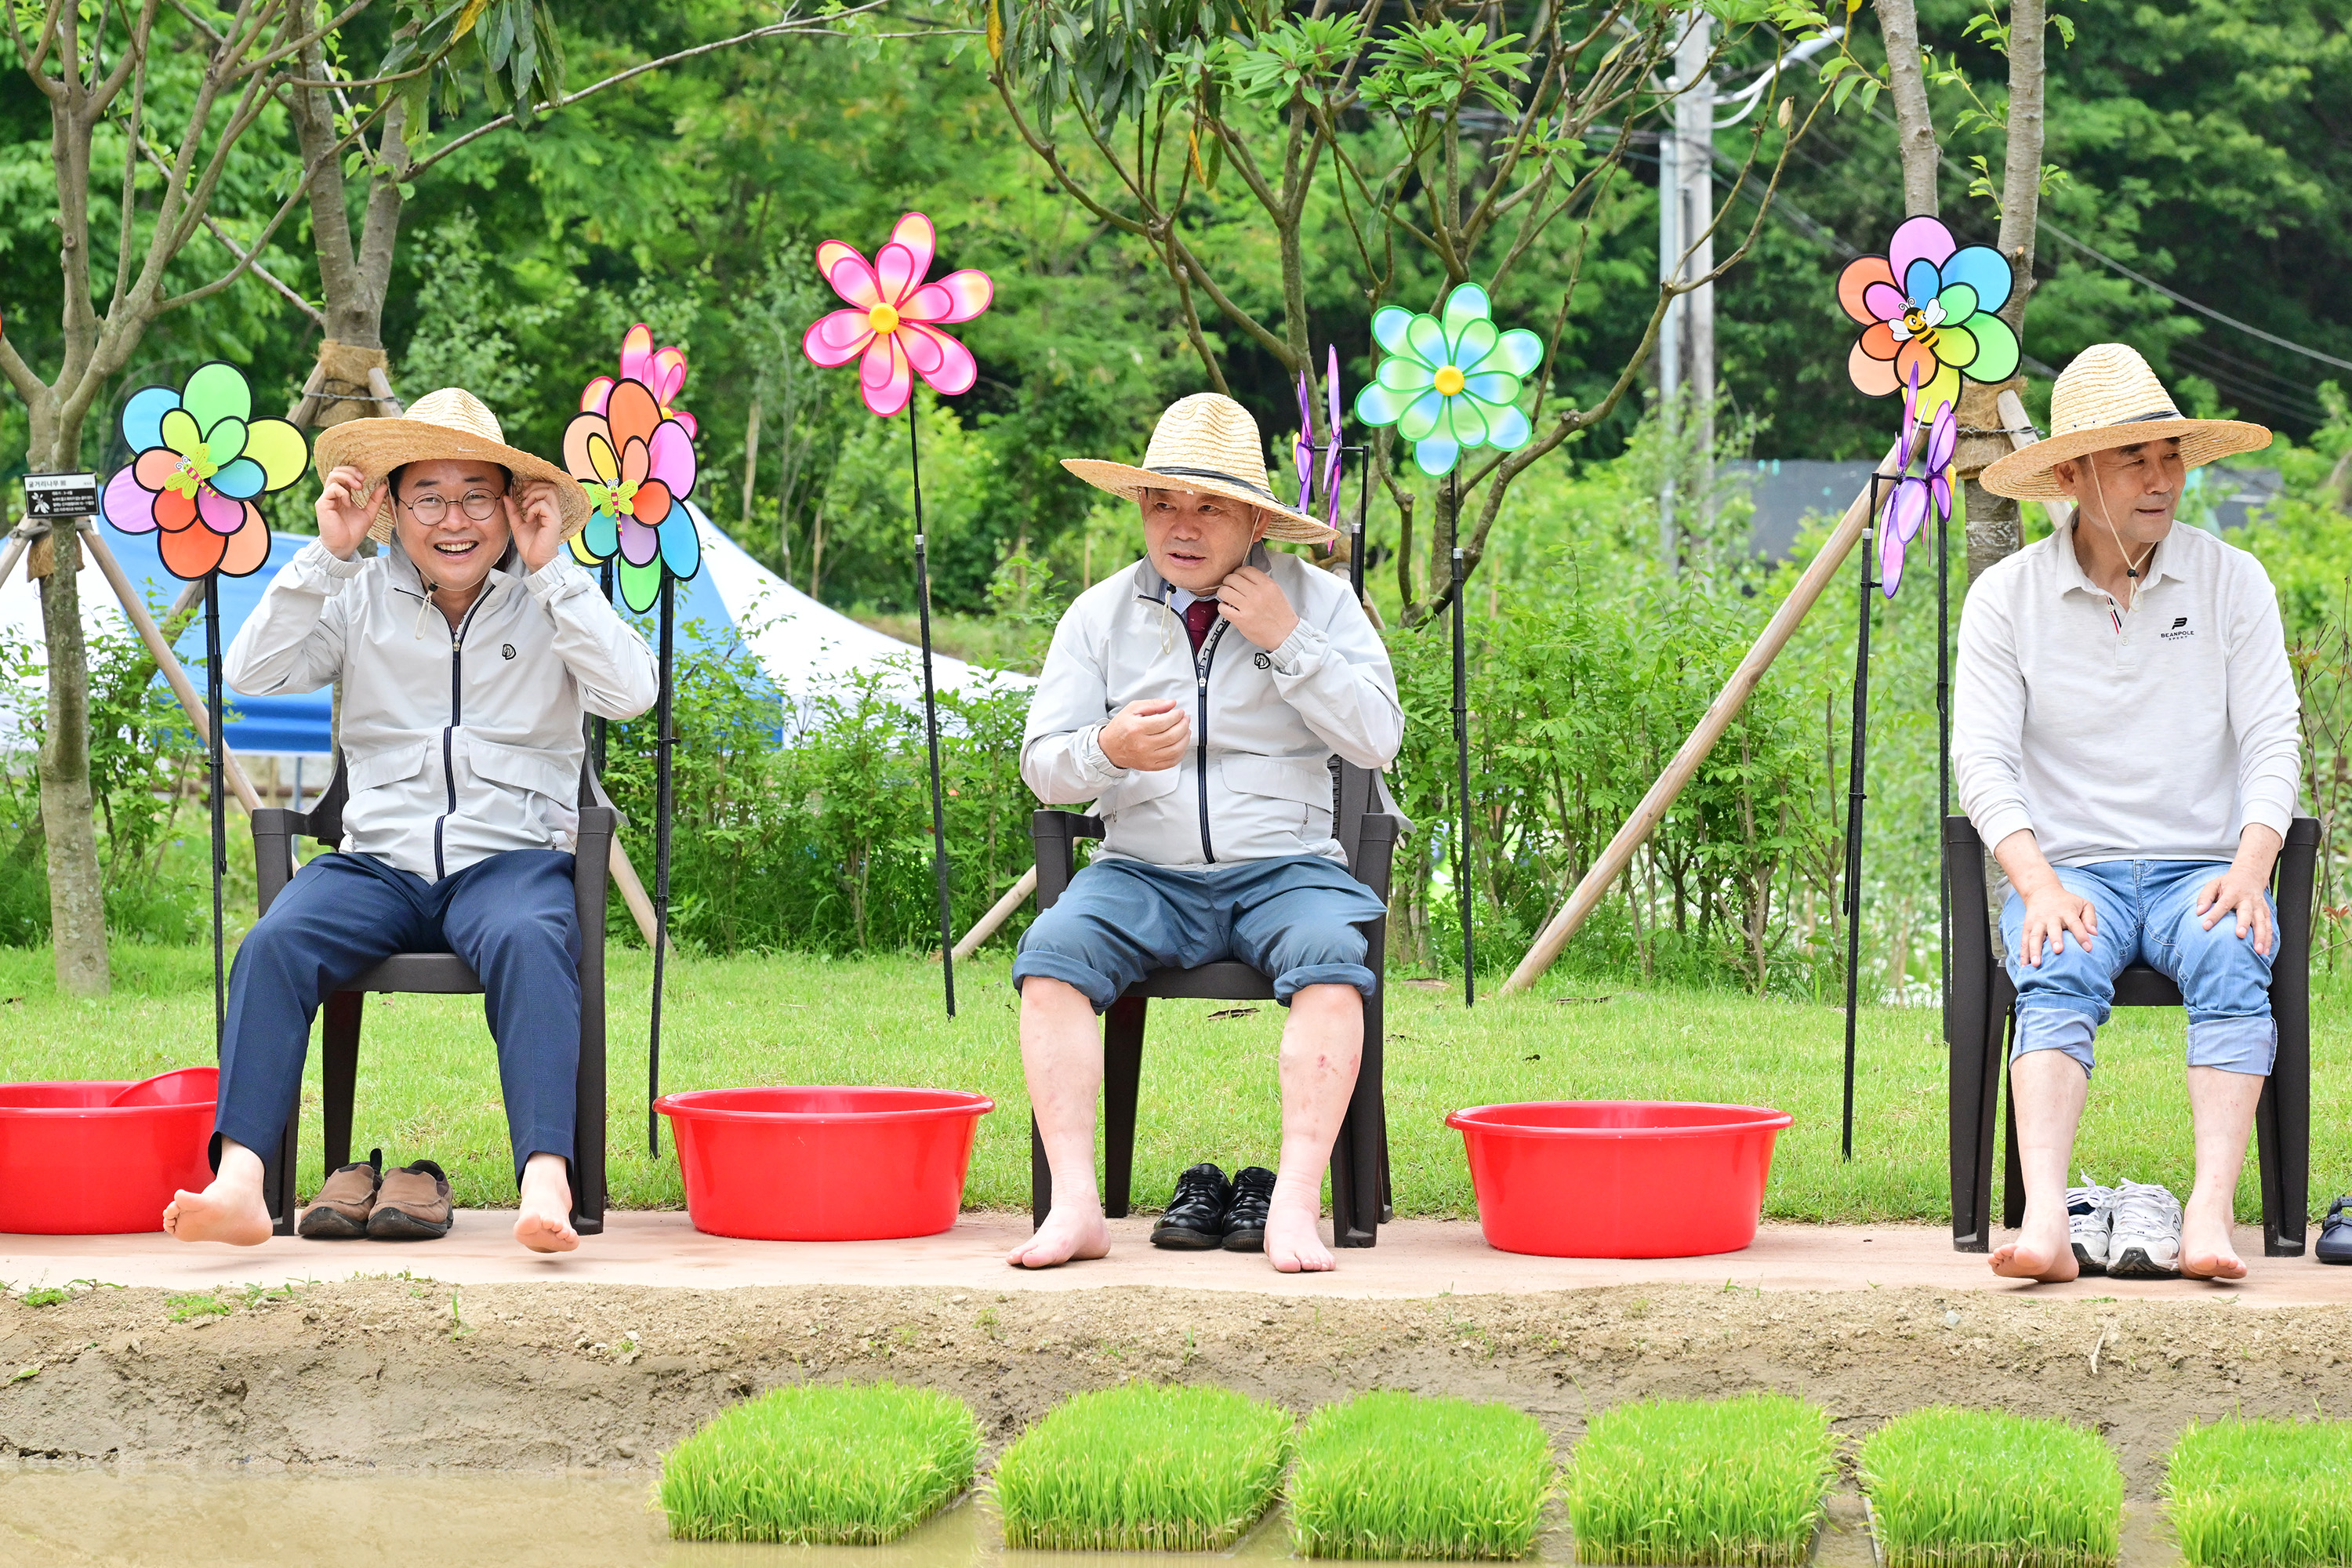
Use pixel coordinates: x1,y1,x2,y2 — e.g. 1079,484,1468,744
224,538,659,880
1022,547,1402,866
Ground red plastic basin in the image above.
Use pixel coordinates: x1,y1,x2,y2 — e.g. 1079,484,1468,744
0,1069,218,1234
1446,1100,1792,1258
654,1087,993,1242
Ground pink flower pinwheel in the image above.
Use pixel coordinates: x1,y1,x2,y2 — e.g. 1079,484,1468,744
1880,367,1958,599
580,323,695,438
801,212,993,418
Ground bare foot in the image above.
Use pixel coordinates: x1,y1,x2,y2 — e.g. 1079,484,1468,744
162,1179,271,1247
1989,1214,2078,1283
2180,1207,2246,1281
1008,1203,1109,1269
1264,1178,1334,1273
514,1153,579,1254
163,1141,271,1246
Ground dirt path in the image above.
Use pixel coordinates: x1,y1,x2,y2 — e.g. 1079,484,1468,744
6,1279,2344,1492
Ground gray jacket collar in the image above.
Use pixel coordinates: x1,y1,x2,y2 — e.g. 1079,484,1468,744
1133,541,1273,605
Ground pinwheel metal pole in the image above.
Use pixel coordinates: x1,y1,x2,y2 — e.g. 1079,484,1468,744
204,575,227,1051
1348,445,1368,601
648,575,677,1156
1936,500,1951,1012
1451,504,1473,1007
909,405,956,1017
1841,476,1887,1163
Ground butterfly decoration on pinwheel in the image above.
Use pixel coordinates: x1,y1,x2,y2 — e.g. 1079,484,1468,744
1838,216,2020,419
1293,346,1345,537
1880,366,1957,599
1354,285,1542,477
562,325,701,614
802,212,993,418
102,362,307,579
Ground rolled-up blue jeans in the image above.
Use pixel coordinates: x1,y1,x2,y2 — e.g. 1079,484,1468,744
2001,858,2275,1078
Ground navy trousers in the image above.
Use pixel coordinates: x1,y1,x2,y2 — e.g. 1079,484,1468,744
216,849,582,1181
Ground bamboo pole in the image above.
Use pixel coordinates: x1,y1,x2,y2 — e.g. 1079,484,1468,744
1500,427,1915,996
607,837,673,957
77,522,263,812
946,865,1036,961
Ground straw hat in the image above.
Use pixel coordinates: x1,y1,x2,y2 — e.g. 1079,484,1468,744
312,387,590,542
1062,393,1337,543
1980,343,2270,501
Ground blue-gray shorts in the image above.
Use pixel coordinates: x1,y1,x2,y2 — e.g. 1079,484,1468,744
1012,853,1387,1013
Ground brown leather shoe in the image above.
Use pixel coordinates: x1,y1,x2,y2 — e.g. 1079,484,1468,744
296,1148,382,1239
367,1160,454,1240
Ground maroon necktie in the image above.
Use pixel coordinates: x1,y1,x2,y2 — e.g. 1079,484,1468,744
1182,597,1218,654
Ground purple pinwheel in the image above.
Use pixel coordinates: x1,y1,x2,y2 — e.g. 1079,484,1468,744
1293,346,1345,535
1881,367,1957,598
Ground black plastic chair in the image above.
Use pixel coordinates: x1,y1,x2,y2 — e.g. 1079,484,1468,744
249,757,617,1236
1944,813,2320,1255
1026,762,1401,1247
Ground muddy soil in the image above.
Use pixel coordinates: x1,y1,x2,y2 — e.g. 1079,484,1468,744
2,1280,2344,1495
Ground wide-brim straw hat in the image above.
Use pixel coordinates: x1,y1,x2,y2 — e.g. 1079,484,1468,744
1980,343,2270,501
1062,392,1337,544
312,387,590,542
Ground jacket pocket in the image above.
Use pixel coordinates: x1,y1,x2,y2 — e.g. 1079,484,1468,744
1094,762,1183,815
345,741,430,797
466,736,579,804
1218,754,1334,836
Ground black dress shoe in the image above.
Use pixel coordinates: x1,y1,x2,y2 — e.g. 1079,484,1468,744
1221,1167,1276,1252
1151,1163,1232,1250
2320,1196,2352,1265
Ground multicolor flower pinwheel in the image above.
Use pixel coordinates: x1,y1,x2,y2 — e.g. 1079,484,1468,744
802,212,993,418
563,334,701,614
582,323,696,438
1355,285,1542,476
1838,216,2020,419
1880,366,1957,599
1294,346,1345,534
101,362,305,579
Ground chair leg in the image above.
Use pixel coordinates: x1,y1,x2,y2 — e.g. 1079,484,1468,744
1102,996,1146,1220
1029,1113,1052,1231
320,991,363,1178
573,956,608,1236
1333,1005,1384,1248
268,1102,300,1236
2001,1054,2025,1232
2262,999,2310,1258
1948,959,1994,1252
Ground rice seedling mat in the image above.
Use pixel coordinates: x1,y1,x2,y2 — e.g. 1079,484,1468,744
992,1381,1292,1552
658,1381,980,1544
1288,1389,1552,1560
1565,1392,1835,1566
1860,1407,2122,1568
2164,1417,2352,1568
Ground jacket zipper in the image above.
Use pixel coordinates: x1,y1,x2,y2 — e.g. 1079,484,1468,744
431,587,497,880
1192,616,1229,864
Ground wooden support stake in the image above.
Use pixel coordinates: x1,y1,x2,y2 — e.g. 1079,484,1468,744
1501,427,1915,996
946,865,1036,961
607,836,674,958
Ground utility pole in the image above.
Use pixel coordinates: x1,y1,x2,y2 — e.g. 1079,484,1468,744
1657,16,1715,572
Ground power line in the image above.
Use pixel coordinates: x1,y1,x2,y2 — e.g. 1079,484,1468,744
2037,219,2352,376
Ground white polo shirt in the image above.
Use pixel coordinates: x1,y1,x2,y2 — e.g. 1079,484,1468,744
1953,515,2300,866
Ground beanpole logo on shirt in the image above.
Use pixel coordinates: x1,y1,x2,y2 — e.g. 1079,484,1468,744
502,644,517,660
1254,652,1272,670
2160,615,2194,642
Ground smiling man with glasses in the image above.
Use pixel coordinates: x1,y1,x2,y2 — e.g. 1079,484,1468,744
163,387,658,1255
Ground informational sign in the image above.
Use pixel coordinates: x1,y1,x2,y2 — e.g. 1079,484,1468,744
22,472,100,519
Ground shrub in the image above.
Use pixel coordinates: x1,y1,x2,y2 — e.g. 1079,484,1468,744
656,1381,980,1544
2165,1417,2352,1568
1566,1393,1835,1566
1289,1390,1551,1560
993,1382,1292,1551
1860,1407,2121,1568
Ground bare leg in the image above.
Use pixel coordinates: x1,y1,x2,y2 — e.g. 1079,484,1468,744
1989,1049,2088,1282
514,1152,579,1253
1265,983,1363,1274
163,1138,273,1246
2180,1065,2263,1279
1008,977,1112,1269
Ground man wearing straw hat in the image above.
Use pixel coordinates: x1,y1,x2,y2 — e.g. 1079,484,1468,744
1956,343,2297,1283
1012,393,1403,1274
162,389,659,1254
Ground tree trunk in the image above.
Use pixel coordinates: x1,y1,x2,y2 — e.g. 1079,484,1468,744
290,53,411,424
34,527,109,995
1878,0,1939,217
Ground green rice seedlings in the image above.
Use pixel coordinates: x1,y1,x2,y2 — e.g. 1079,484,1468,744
1860,1407,2122,1568
1566,1393,1836,1566
992,1382,1294,1551
1288,1389,1552,1560
657,1381,981,1544
2165,1417,2352,1568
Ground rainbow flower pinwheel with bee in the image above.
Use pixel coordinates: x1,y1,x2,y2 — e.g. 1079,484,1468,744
562,325,701,613
1837,216,2020,419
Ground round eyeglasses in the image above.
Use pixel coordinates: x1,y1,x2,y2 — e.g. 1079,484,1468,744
402,489,503,524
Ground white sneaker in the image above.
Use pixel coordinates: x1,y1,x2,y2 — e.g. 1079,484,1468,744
2067,1176,2115,1276
2107,1179,2183,1278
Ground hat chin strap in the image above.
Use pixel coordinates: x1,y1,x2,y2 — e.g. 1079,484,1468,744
2076,481,2160,613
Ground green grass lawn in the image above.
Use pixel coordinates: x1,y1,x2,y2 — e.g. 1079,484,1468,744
2,943,2346,1220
